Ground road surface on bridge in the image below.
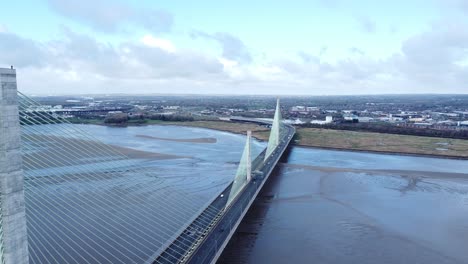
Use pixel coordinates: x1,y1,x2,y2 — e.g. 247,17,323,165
155,119,295,264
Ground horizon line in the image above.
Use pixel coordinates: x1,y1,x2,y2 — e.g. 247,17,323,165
23,92,468,97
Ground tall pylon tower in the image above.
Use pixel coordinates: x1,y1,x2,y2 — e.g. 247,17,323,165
0,68,29,264
227,131,252,206
265,98,282,160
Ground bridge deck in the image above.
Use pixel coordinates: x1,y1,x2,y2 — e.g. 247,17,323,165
155,122,295,264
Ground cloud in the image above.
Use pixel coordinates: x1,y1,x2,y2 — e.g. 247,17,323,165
397,19,468,89
297,51,319,63
3,20,468,95
141,35,176,53
0,24,7,33
122,43,224,79
447,0,468,13
436,0,468,15
1,29,223,87
254,19,468,94
191,31,252,63
349,47,365,55
357,16,376,34
0,32,46,67
319,46,328,57
461,0,468,12
46,0,172,33
58,29,223,79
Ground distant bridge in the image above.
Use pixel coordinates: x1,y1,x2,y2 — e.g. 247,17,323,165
0,68,295,264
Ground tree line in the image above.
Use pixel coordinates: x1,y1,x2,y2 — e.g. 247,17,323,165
103,113,195,124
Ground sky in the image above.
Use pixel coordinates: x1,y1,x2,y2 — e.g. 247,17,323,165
1,0,468,95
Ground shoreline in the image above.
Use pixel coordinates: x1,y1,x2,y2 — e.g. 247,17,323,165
70,120,468,161
143,122,468,161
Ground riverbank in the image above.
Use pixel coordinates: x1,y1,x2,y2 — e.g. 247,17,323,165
295,127,468,160
68,119,468,159
150,120,468,160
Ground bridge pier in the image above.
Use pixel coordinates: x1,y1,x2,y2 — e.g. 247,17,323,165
0,68,29,264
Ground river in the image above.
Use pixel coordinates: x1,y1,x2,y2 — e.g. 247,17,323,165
23,124,468,264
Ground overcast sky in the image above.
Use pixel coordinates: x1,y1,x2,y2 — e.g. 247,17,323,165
1,0,468,95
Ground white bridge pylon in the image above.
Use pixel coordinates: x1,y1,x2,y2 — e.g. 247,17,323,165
227,131,252,206
265,98,282,161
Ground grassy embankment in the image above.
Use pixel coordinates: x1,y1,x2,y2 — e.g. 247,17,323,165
68,119,468,158
296,127,468,158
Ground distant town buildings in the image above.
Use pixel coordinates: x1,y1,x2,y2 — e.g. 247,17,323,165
343,114,359,123
311,116,333,125
23,95,468,132
284,118,306,125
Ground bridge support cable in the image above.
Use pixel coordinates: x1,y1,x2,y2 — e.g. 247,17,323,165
16,97,225,233
227,131,252,206
265,98,282,160
17,92,226,223
17,129,222,262
16,90,293,264
16,92,230,263
18,108,225,262
17,97,226,236
18,124,199,262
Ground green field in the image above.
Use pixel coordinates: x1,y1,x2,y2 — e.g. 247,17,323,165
295,127,468,158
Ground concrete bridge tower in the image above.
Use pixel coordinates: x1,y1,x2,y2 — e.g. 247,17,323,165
0,67,29,264
265,98,282,160
227,131,252,206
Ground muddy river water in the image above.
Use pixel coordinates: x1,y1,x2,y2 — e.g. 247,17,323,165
23,124,468,263
220,144,468,264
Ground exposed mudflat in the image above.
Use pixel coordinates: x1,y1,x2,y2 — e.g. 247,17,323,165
23,134,189,170
136,134,217,143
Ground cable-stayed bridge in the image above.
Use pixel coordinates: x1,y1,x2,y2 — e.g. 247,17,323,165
0,68,295,264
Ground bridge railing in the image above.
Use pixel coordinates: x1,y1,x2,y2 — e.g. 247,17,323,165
172,149,267,263
189,187,256,264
